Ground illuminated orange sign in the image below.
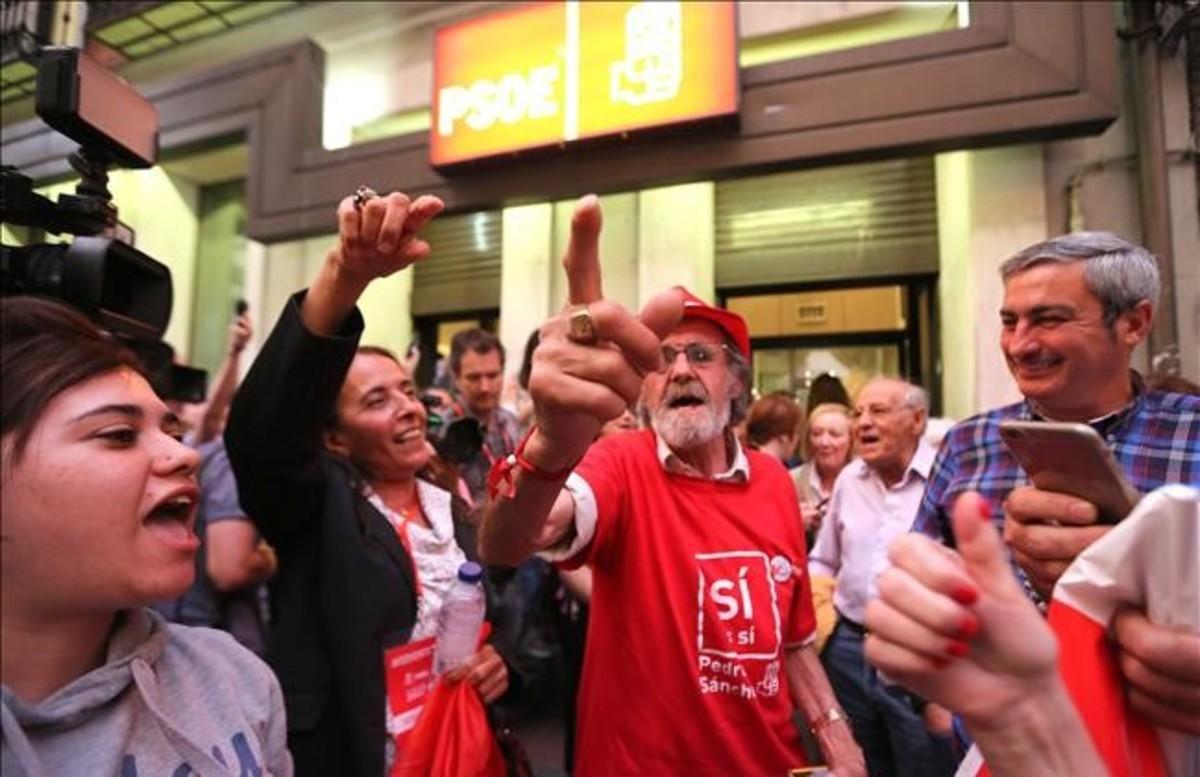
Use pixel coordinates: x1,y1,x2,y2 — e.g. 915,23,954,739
431,1,738,167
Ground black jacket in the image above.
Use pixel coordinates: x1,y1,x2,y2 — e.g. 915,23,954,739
225,292,497,776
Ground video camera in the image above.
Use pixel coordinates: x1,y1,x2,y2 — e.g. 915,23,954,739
418,388,486,465
1,46,205,401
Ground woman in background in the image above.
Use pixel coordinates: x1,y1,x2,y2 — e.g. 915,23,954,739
791,402,854,546
1,297,289,776
745,392,804,465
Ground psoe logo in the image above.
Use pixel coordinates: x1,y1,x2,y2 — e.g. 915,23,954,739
695,551,782,660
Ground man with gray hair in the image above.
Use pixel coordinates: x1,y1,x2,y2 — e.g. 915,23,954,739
913,231,1200,736
809,376,952,777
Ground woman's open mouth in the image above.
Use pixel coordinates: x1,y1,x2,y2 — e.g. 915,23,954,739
144,488,200,552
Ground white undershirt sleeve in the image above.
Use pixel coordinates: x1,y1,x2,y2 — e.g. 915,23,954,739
536,472,599,563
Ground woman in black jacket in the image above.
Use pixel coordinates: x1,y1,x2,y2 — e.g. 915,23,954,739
225,191,509,775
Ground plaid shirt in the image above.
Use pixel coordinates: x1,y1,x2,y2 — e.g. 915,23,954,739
912,377,1200,606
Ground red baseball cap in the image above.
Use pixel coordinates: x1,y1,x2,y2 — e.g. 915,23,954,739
674,286,751,359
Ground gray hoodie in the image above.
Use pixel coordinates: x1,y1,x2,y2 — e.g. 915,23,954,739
1,609,291,777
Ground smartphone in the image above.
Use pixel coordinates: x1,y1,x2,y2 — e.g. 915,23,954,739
234,298,249,316
999,420,1140,523
789,768,831,777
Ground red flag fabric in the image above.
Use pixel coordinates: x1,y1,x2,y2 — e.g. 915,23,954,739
957,485,1199,777
1047,601,1166,777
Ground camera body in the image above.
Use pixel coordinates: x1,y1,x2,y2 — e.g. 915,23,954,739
1,46,205,401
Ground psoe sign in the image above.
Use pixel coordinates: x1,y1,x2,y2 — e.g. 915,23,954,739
431,1,738,167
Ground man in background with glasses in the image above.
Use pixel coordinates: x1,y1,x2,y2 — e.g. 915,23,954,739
809,377,955,777
480,195,865,776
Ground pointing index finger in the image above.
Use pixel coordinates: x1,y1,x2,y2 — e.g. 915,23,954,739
564,194,603,305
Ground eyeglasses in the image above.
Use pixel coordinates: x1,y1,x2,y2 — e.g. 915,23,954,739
658,342,736,372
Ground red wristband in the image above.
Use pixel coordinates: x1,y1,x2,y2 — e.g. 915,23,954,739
487,426,576,500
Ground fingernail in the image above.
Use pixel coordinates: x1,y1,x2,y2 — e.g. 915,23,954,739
951,584,979,606
956,613,980,640
1069,501,1096,520
978,498,992,521
946,640,970,658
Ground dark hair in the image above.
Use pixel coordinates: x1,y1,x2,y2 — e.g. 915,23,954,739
325,344,403,431
448,328,504,376
518,330,540,391
2,296,144,463
806,373,850,415
339,345,463,503
745,393,803,448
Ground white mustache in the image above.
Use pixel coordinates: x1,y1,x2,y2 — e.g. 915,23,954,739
663,381,708,405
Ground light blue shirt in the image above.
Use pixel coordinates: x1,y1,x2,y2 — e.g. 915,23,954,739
808,440,937,624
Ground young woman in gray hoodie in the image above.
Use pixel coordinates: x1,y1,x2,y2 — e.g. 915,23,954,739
0,297,292,777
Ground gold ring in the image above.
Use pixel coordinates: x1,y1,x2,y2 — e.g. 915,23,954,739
567,305,598,345
353,184,378,210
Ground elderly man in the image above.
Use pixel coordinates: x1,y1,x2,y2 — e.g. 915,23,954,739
809,378,951,777
913,232,1200,735
480,196,865,776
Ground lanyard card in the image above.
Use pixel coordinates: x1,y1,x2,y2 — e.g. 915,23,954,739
384,636,437,748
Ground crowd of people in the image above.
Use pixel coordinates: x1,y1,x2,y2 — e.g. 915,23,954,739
2,189,1198,777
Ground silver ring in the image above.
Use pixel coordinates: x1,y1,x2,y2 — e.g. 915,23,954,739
353,184,378,210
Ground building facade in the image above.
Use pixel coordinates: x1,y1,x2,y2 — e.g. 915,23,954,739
3,1,1196,417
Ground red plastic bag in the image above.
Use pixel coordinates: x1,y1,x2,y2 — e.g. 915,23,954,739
390,676,506,777
390,623,505,777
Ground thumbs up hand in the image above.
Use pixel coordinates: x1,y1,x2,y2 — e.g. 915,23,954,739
863,492,1060,730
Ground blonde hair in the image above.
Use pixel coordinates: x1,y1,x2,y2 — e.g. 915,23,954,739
802,402,854,462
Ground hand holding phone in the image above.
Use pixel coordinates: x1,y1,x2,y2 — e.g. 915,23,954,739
229,300,252,355
999,420,1139,597
999,420,1139,524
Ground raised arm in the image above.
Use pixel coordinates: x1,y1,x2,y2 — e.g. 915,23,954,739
194,312,252,445
224,192,443,545
303,192,443,335
477,196,680,566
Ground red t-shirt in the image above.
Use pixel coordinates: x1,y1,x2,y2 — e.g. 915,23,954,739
566,430,816,776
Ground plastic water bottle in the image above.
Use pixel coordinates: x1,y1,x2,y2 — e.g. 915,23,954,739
435,561,486,674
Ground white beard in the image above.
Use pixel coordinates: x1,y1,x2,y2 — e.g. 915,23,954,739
651,385,731,452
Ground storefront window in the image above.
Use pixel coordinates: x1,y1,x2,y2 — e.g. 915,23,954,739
740,1,968,68
753,344,902,404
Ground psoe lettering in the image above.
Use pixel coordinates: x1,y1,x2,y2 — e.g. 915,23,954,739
438,65,560,136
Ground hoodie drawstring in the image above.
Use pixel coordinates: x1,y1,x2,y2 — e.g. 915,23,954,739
130,658,233,777
1,700,51,777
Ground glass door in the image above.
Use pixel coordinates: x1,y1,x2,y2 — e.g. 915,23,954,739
753,343,903,405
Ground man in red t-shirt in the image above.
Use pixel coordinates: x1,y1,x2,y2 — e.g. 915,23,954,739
480,195,865,776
